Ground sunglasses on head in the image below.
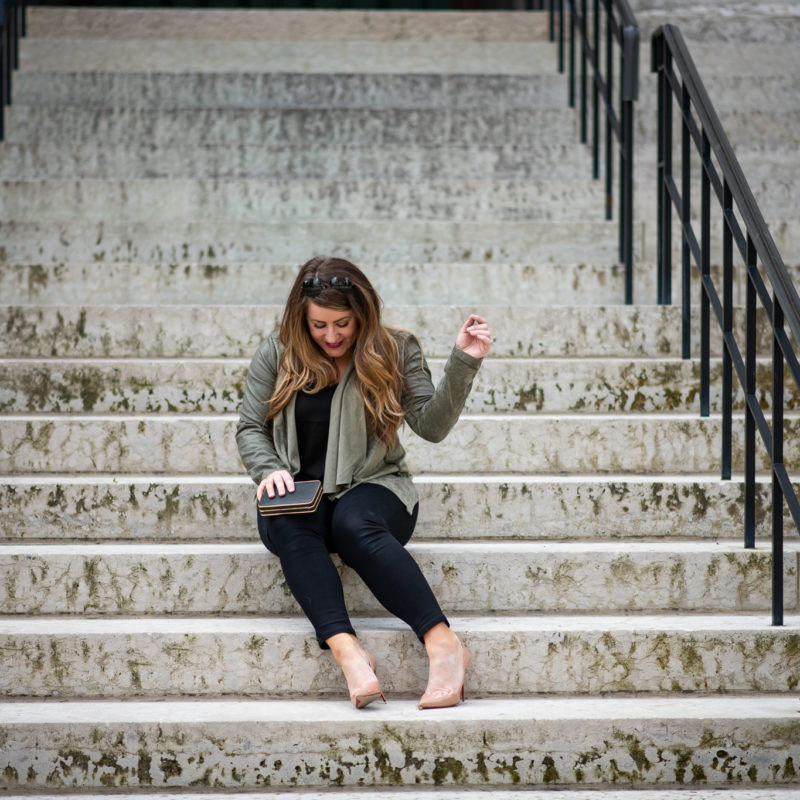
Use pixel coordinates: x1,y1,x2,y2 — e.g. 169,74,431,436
301,276,354,297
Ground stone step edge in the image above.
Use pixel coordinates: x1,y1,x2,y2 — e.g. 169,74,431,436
0,472,781,485
0,355,771,364
2,541,794,555
1,793,798,800
2,694,797,723
2,613,795,635
4,411,799,422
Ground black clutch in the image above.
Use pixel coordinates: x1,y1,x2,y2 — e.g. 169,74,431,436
258,480,323,517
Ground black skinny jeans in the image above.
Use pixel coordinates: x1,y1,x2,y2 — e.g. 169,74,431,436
257,483,448,649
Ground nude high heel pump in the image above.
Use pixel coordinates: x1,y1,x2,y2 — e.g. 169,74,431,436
418,644,471,710
348,649,386,709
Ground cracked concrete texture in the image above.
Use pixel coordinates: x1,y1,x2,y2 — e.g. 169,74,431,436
1,356,795,414
1,697,799,788
1,615,798,697
0,475,790,542
0,541,795,615
2,413,799,474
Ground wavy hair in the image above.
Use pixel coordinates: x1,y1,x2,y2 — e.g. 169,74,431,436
268,256,406,448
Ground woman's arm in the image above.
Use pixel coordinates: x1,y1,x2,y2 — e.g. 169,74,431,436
401,315,491,443
235,336,290,491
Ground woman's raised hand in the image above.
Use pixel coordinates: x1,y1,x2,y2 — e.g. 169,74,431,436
455,314,492,359
257,470,295,501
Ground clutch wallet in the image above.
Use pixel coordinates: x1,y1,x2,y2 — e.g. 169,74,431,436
258,479,323,516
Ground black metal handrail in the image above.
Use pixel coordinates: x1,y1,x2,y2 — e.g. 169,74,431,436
1,0,26,142
652,23,800,626
549,0,639,303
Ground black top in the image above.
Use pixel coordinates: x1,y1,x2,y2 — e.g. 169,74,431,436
294,385,336,480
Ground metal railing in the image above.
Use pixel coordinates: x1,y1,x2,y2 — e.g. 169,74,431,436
652,23,800,626
1,0,26,142
549,0,639,303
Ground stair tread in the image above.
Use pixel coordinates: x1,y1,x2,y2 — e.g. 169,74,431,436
3,540,793,554
3,694,798,722
3,613,797,635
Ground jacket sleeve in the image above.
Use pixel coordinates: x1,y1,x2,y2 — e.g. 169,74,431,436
235,336,288,484
401,334,482,443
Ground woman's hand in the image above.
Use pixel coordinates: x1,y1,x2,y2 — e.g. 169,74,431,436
456,314,492,359
257,470,295,501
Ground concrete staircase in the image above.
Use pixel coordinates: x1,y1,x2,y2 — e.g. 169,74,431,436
2,5,800,797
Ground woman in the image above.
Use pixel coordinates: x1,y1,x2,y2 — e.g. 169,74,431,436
236,256,491,709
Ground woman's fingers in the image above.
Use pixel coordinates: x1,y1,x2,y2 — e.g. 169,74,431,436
257,470,295,500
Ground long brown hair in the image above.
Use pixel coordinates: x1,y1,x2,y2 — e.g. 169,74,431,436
268,256,405,448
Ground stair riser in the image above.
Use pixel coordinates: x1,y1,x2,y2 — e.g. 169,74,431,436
15,73,800,114
0,179,604,224
2,626,798,697
5,175,800,230
25,7,552,41
20,38,557,75
5,415,799,475
2,713,797,789
0,220,622,263
0,478,783,542
11,73,567,110
4,219,797,268
635,74,800,112
636,9,800,43
0,305,770,359
0,143,595,181
0,262,786,308
0,545,793,615
2,358,794,415
0,261,631,306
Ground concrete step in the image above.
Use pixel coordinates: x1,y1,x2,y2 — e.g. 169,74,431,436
636,73,800,112
0,260,632,306
0,178,605,224
641,40,800,78
0,260,787,308
1,614,797,698
0,219,621,264
0,142,594,180
4,413,795,475
0,474,782,543
4,793,800,800
0,540,794,615
0,304,757,359
0,356,795,415
25,8,551,42
2,695,798,788
11,73,567,110
5,217,799,267
19,38,558,76
635,8,800,43
636,109,800,152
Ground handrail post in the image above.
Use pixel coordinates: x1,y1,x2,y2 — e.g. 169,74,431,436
653,29,672,305
722,179,733,480
620,25,637,305
772,296,785,627
744,234,757,549
1,0,25,143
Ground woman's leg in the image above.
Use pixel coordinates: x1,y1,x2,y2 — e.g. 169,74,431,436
330,483,448,643
258,499,386,706
258,499,356,648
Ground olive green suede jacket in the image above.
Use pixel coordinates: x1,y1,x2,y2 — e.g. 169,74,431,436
235,330,482,513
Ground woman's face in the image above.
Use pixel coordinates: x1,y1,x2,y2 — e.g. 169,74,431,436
306,301,359,362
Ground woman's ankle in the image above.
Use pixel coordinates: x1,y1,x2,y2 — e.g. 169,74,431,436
326,632,362,664
422,622,460,654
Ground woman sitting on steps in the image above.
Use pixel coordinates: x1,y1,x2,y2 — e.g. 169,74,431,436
235,255,492,709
